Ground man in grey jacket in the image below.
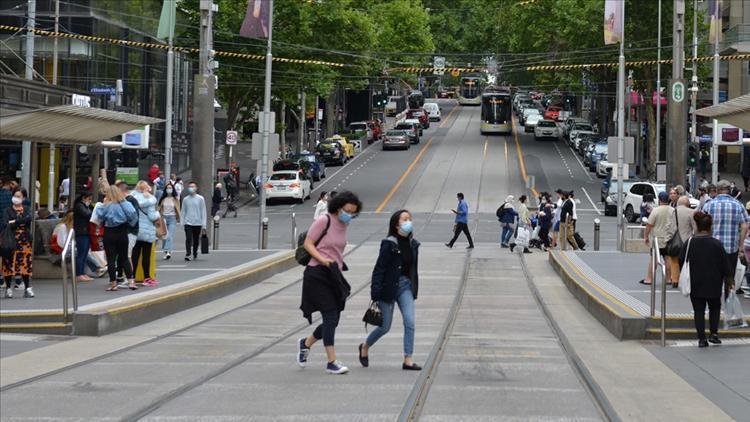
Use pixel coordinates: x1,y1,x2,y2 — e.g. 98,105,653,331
181,182,207,261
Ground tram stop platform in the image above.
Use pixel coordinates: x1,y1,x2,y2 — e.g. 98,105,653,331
549,250,750,340
0,250,295,336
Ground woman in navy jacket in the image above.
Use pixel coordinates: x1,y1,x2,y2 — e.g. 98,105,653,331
359,209,421,370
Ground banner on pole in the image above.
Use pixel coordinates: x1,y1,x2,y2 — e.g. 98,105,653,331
157,0,176,41
240,0,270,39
603,0,623,45
708,0,722,44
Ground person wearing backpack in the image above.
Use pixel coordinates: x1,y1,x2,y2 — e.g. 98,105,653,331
358,209,422,371
93,185,138,291
297,191,361,375
497,195,517,248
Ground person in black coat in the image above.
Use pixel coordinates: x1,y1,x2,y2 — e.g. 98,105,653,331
679,211,733,347
358,209,422,370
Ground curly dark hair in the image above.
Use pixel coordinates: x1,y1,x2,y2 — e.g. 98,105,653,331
327,190,362,215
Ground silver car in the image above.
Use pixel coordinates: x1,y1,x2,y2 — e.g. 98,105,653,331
382,130,411,151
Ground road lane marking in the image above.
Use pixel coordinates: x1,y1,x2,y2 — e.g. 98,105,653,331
504,138,509,170
375,137,435,213
438,103,458,128
483,139,488,161
511,118,539,198
553,142,575,178
567,142,594,181
580,186,602,215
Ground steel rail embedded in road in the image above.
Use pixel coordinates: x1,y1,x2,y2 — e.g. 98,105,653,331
519,253,620,422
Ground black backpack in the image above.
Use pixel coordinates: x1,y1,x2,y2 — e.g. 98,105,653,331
125,195,140,236
496,203,507,221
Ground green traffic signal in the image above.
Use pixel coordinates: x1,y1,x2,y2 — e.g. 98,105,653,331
687,144,699,168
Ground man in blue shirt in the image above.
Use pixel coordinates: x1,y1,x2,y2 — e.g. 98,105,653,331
446,192,474,249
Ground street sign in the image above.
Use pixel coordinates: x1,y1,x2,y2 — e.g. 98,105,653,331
451,69,460,77
433,56,445,76
672,81,685,103
251,132,280,161
606,136,635,164
225,130,238,145
258,111,276,133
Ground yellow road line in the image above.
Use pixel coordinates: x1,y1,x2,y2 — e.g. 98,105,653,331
375,137,435,213
511,118,539,198
374,103,460,214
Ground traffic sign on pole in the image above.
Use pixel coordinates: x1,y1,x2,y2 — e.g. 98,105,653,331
225,130,238,145
672,81,685,103
451,69,460,77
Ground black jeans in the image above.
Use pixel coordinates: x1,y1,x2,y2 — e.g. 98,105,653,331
448,222,474,247
131,240,153,279
185,225,202,257
4,275,29,288
539,225,551,248
691,296,721,340
104,225,132,282
312,309,340,347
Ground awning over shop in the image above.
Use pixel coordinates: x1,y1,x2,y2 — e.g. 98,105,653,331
0,105,163,145
695,94,750,130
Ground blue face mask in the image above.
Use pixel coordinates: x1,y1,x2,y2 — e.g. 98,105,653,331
399,220,413,235
339,211,353,224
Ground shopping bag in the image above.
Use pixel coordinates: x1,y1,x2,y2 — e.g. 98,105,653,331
734,260,746,288
515,227,530,247
723,291,748,330
89,203,103,226
531,226,541,241
678,239,691,296
200,232,209,254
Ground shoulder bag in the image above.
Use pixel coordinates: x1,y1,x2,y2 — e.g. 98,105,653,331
295,214,331,266
362,300,383,330
666,208,683,257
678,238,691,296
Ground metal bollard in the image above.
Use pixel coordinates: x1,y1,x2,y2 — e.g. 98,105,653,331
261,217,269,249
213,215,220,250
291,213,297,250
593,218,601,251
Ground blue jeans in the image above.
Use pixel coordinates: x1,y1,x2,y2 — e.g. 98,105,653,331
75,235,91,276
366,275,416,357
501,224,514,245
161,214,177,252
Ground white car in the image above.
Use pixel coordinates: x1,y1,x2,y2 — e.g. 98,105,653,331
596,154,614,178
534,119,560,140
572,130,595,150
563,117,588,140
264,170,311,204
348,122,373,143
622,181,699,222
568,122,597,145
423,102,441,121
524,113,542,132
404,118,423,136
521,108,540,125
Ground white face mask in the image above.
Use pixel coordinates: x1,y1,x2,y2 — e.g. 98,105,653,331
11,197,22,205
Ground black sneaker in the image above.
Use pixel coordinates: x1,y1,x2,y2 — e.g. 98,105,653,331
708,334,722,345
444,243,452,249
466,245,474,249
185,255,191,262
698,339,709,348
523,248,532,254
509,244,516,252
297,337,310,368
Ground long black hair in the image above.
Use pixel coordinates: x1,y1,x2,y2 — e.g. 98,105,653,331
158,181,179,206
388,209,412,238
327,191,362,215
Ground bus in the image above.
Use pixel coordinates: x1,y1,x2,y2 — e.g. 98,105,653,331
480,87,512,134
457,76,482,105
407,91,424,109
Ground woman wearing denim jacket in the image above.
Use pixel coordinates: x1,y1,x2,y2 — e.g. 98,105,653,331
359,209,421,370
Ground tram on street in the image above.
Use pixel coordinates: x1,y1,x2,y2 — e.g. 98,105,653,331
480,86,512,134
457,76,483,105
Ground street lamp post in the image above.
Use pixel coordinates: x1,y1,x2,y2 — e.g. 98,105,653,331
258,0,274,249
616,0,626,251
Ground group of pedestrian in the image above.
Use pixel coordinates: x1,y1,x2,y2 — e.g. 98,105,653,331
297,191,422,375
641,180,748,347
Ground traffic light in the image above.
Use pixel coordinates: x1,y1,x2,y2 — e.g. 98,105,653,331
687,144,699,168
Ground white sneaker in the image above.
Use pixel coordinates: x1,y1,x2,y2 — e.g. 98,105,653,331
164,252,172,260
14,282,24,290
326,360,349,375
24,287,34,298
5,288,12,298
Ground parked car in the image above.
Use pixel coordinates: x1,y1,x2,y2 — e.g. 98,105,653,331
382,130,411,151
534,119,560,141
329,135,355,158
423,102,441,121
348,122,373,143
621,181,700,222
291,152,326,181
394,122,420,144
316,137,349,165
602,179,637,216
543,105,562,121
596,153,614,178
407,108,430,129
568,121,596,145
563,117,589,140
570,127,596,150
264,170,312,204
584,141,608,170
524,113,543,132
273,159,313,184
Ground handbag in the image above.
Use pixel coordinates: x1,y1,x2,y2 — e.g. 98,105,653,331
200,231,209,254
295,215,331,266
154,215,167,239
666,208,683,257
362,300,383,328
678,238,691,297
0,225,17,259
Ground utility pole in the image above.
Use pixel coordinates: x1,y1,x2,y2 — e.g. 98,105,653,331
21,0,35,191
711,0,720,184
690,0,698,189
192,0,215,236
310,95,319,152
656,0,662,166
47,0,58,210
164,0,176,181
616,0,626,251
667,0,687,187
298,89,306,154
258,0,274,249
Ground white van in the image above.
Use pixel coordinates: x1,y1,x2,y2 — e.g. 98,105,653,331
423,102,441,121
